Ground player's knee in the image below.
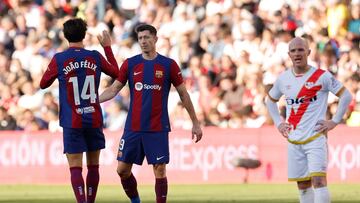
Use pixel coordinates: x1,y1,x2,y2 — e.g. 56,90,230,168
297,180,312,190
153,164,166,178
116,167,131,179
312,176,327,188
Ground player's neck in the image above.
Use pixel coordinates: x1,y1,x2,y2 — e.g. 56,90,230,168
142,51,157,60
68,42,84,48
292,65,310,77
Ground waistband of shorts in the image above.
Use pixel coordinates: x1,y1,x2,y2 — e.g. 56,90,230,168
287,132,323,145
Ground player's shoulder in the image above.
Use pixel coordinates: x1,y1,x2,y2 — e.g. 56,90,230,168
277,68,293,81
87,49,101,56
125,54,142,64
52,52,61,59
128,54,142,60
158,53,174,62
311,67,333,81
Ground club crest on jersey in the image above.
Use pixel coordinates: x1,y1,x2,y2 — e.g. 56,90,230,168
155,70,163,78
305,82,315,89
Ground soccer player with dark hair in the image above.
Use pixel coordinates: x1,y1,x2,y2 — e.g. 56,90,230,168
39,18,119,203
99,24,203,203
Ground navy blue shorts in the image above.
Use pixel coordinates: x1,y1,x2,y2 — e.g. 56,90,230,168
63,127,105,154
117,131,169,165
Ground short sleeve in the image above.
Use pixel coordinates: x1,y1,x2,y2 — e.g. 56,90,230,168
322,71,343,95
170,59,183,87
268,79,283,101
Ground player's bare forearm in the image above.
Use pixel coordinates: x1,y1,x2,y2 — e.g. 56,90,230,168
99,81,124,103
177,87,198,123
176,84,203,142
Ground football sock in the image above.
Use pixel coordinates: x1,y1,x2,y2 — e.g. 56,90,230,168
121,173,140,202
299,187,314,203
314,187,330,203
86,165,99,203
70,167,86,203
155,177,168,203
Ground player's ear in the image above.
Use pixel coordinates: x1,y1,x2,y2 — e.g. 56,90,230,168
307,49,311,56
155,35,158,43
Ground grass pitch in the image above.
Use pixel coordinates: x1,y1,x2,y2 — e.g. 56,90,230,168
0,184,359,203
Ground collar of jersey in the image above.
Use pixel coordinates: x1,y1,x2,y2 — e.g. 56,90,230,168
292,66,313,77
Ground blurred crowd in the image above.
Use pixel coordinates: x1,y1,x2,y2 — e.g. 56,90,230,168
0,0,360,132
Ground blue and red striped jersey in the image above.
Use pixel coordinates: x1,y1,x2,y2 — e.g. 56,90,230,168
117,53,183,132
40,46,119,128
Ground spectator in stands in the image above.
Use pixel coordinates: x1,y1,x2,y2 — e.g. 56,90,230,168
347,0,360,46
17,108,47,131
0,106,17,130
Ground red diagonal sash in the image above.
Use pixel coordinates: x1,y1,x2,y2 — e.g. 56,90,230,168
287,69,325,130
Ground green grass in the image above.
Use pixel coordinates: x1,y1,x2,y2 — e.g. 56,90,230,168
0,184,359,203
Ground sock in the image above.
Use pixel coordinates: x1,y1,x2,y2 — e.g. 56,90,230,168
86,165,100,203
70,167,86,203
121,173,140,202
299,188,314,203
155,177,168,203
314,187,330,203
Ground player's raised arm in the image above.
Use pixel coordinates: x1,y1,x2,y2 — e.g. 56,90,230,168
175,83,203,143
97,31,118,68
97,30,119,79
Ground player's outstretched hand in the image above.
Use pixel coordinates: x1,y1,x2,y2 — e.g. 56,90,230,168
315,120,337,133
97,30,111,47
277,122,292,138
192,122,202,143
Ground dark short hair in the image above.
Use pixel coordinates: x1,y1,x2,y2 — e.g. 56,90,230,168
63,18,87,43
135,24,157,37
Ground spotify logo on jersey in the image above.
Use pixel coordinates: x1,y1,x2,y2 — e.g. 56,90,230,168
134,82,162,91
135,82,143,91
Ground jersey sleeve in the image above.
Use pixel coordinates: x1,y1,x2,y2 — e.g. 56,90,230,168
39,57,58,89
99,47,119,78
117,59,129,85
268,79,283,101
322,71,343,95
170,59,184,87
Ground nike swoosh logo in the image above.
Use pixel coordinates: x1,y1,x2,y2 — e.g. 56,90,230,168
134,71,142,76
156,156,165,161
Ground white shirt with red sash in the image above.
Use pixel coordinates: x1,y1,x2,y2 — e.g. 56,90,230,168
268,66,344,143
